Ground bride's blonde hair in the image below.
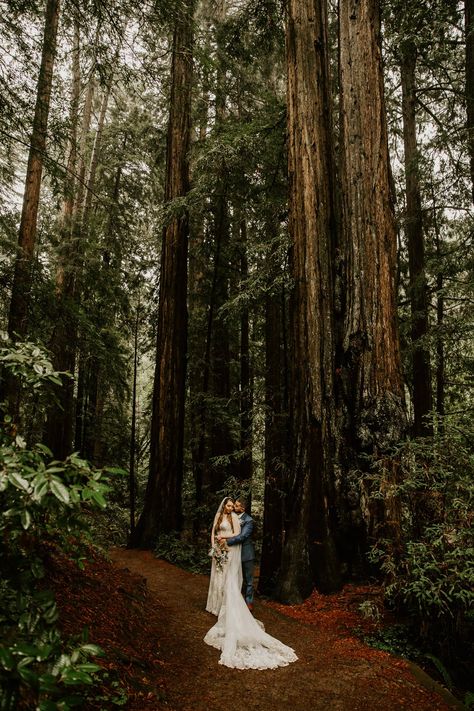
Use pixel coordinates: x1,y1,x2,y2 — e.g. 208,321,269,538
215,497,235,534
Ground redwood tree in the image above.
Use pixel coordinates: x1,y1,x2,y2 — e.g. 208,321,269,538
400,38,433,437
7,0,60,345
466,0,474,201
132,0,195,545
338,0,406,551
276,0,342,602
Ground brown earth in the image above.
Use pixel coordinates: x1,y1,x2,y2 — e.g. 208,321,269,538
107,548,462,711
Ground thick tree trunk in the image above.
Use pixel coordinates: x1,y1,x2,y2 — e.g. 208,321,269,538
466,0,474,202
132,1,194,545
7,0,60,343
338,0,406,561
400,39,433,437
276,0,342,602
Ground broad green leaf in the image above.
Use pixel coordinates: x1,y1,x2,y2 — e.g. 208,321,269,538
34,479,49,500
9,471,30,492
76,662,102,673
50,479,70,504
61,668,93,685
89,490,107,509
21,509,32,529
79,644,103,656
36,443,53,457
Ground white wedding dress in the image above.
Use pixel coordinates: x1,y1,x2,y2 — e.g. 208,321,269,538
204,512,298,670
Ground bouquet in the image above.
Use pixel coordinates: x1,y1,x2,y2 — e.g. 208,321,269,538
208,541,229,571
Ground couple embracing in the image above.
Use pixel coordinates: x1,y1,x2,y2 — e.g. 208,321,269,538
203,496,298,670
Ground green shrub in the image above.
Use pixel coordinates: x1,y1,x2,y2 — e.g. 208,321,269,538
368,416,474,659
0,338,118,710
154,532,211,574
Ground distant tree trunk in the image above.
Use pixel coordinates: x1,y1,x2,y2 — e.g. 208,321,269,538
44,74,105,458
2,0,60,416
431,188,445,428
75,350,86,453
338,0,406,560
128,301,140,542
276,0,342,602
259,231,286,595
42,21,80,457
400,39,433,437
239,219,252,483
466,0,474,202
192,2,237,504
7,0,60,344
132,0,194,546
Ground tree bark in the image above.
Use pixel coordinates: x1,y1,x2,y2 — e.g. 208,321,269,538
259,231,287,595
338,0,406,561
44,71,105,458
432,188,445,428
128,300,140,542
466,0,474,202
400,39,433,437
276,0,342,602
132,0,194,545
239,219,252,483
7,0,60,343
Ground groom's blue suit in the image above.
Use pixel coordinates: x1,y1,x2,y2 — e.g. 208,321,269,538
226,511,255,605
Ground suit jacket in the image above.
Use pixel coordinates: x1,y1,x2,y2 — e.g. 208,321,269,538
227,512,255,562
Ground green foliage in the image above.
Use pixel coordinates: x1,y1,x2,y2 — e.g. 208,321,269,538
367,416,474,659
154,532,210,574
0,340,117,709
358,623,422,660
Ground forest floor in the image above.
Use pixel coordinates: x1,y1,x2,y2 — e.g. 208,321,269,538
50,547,464,711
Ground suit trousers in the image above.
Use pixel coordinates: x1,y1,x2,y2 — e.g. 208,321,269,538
242,558,255,604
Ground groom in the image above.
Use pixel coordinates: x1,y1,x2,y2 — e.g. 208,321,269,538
219,497,255,610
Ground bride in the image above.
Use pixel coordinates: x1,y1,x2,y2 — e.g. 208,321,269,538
204,497,298,670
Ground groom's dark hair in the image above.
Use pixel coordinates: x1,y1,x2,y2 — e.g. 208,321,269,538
235,497,247,510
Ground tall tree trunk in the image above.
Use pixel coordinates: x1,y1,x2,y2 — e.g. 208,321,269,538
7,0,60,343
277,0,342,602
466,0,474,202
400,39,433,437
338,0,406,561
2,0,60,417
259,230,286,595
431,187,445,428
74,350,86,453
45,79,110,458
132,0,194,545
43,20,81,457
128,300,140,542
239,219,252,483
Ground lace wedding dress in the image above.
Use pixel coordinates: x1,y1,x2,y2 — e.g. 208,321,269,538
205,515,233,615
204,512,298,670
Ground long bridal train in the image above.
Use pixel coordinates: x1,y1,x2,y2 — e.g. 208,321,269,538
204,536,298,670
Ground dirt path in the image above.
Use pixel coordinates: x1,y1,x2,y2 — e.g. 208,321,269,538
110,548,460,711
